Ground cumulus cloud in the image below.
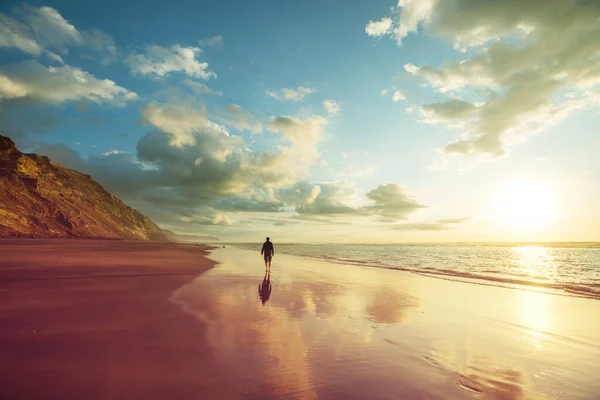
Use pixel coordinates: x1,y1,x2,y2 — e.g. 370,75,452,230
266,86,315,102
221,104,263,133
365,183,426,219
0,60,137,106
126,44,215,79
266,115,327,148
392,90,406,102
140,101,209,147
198,35,224,50
368,0,600,158
323,100,340,116
1,5,117,63
277,181,427,221
365,17,393,37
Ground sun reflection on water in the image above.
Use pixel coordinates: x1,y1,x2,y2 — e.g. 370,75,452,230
513,246,555,349
513,246,557,282
518,290,552,350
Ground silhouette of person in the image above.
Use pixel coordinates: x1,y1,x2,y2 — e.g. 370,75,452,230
258,269,272,305
261,237,275,270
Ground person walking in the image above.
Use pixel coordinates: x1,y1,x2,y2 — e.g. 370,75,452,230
261,237,275,270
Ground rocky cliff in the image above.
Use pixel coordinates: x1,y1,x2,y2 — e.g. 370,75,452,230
0,135,171,240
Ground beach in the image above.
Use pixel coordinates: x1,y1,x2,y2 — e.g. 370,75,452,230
1,241,599,399
0,240,240,399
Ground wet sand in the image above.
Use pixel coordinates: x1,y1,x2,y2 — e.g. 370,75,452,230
173,247,600,400
2,241,600,399
0,240,240,399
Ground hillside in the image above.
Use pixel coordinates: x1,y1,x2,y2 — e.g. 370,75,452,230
0,135,171,240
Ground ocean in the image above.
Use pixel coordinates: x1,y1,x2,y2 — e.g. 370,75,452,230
233,243,600,300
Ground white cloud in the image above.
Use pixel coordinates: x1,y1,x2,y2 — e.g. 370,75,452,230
183,79,221,96
323,100,340,116
365,183,426,220
368,0,600,158
0,60,137,106
126,44,216,80
141,101,209,147
365,17,393,37
221,104,263,133
198,35,224,50
21,5,82,49
392,90,406,102
266,115,327,148
381,89,389,96
44,50,64,63
266,86,315,102
0,13,42,55
392,0,436,44
1,5,117,63
420,98,477,123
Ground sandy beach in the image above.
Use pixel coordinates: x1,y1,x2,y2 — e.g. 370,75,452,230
0,240,240,399
1,241,599,399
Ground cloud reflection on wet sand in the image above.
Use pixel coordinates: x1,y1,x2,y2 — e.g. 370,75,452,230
171,247,600,399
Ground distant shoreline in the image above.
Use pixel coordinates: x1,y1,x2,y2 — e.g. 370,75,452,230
222,241,600,248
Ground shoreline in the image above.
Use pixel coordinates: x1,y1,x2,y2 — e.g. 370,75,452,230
231,243,600,301
2,240,599,399
173,246,600,399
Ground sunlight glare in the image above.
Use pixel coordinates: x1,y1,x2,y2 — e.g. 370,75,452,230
493,179,557,230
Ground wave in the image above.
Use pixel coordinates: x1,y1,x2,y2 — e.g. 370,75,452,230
266,248,600,301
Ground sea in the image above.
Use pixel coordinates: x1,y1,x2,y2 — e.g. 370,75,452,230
232,243,600,300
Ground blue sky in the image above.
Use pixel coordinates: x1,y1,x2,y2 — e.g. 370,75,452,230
1,0,599,242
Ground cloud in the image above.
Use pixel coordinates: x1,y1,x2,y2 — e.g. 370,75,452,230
266,86,315,102
365,183,426,220
368,0,600,158
392,90,406,102
211,196,282,213
365,17,393,37
277,181,357,216
220,104,263,133
277,181,427,221
391,217,469,230
20,5,82,49
265,115,327,148
1,5,117,63
0,60,137,106
420,98,477,122
392,0,436,45
183,79,221,96
295,183,357,215
198,35,224,50
323,100,340,116
0,13,42,55
126,44,215,79
140,101,209,147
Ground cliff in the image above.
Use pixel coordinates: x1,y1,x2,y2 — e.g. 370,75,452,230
0,135,171,240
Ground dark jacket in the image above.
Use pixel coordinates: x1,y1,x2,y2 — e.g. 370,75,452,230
261,241,274,256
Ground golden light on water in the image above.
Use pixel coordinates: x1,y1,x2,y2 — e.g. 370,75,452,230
518,290,552,350
513,246,555,350
493,179,557,231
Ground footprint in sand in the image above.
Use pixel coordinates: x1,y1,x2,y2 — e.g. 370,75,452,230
456,375,483,394
422,355,441,367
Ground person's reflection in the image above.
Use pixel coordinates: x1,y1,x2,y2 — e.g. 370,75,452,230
258,269,272,305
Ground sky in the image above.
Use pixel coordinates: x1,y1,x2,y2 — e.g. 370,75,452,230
1,0,599,243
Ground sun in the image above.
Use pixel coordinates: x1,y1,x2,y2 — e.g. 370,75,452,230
493,179,557,230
